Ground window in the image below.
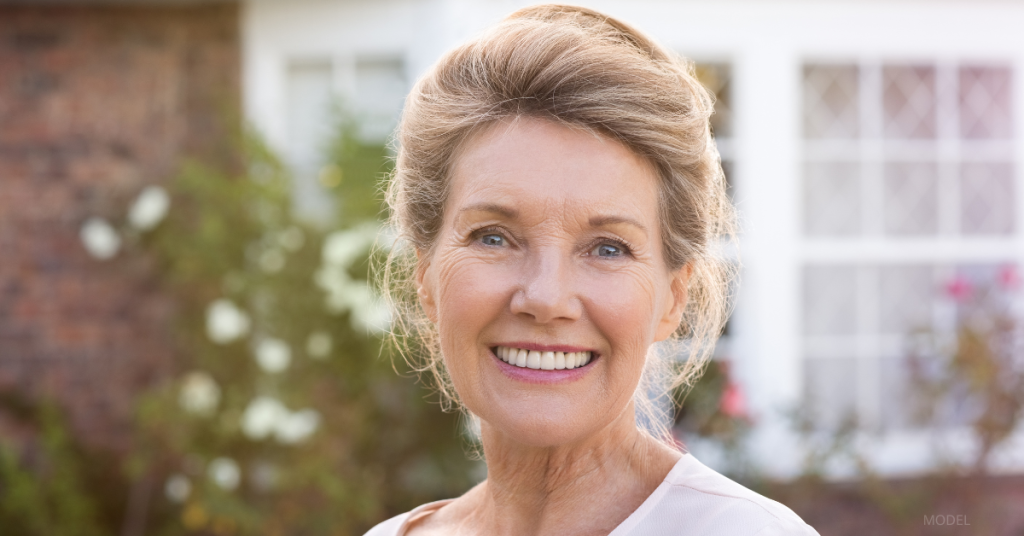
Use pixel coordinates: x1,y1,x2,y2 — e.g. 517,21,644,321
695,62,735,199
800,62,1017,430
694,61,737,353
283,56,407,222
285,60,336,222
352,57,406,144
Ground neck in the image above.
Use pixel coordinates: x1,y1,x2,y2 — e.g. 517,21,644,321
470,402,681,536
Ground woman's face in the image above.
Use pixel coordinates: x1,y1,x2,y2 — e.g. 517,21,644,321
417,117,688,447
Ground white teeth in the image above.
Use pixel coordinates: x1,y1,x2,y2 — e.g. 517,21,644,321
495,346,592,370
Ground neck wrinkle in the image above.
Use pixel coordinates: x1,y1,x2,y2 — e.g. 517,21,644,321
473,402,677,536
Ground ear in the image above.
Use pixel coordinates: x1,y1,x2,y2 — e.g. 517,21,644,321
414,248,439,323
654,263,692,342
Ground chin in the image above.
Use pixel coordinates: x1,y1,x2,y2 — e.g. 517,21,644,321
479,405,597,448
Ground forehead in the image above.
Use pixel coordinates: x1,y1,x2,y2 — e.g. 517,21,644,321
448,117,660,220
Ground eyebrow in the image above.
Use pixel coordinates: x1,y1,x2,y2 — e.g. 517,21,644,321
589,214,648,234
459,202,519,219
460,203,647,233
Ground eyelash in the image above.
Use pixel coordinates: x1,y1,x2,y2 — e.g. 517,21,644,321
470,226,634,258
585,237,634,259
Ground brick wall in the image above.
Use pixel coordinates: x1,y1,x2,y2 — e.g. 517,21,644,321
0,2,239,450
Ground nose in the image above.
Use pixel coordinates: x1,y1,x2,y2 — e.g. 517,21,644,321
509,246,582,324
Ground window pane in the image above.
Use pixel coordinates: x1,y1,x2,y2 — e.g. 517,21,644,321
803,64,859,139
803,265,858,336
695,63,733,138
804,161,861,236
960,162,1015,235
286,60,335,222
879,265,935,335
721,159,735,201
354,57,406,143
803,358,858,429
959,66,1013,140
880,357,925,430
883,65,937,139
883,161,939,235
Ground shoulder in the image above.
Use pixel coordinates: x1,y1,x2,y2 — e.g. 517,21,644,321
363,512,409,536
362,499,456,536
615,455,819,536
363,512,411,536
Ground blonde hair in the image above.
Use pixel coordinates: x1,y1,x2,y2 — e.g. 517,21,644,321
380,4,736,443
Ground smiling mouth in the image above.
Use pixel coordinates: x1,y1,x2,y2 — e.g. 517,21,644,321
493,346,593,370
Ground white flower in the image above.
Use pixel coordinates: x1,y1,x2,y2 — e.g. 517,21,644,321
127,185,170,231
376,225,398,251
240,397,319,444
80,217,121,260
275,409,320,444
164,474,191,503
254,338,291,373
278,227,305,251
314,265,392,331
322,223,378,269
258,248,286,273
240,396,288,440
345,283,392,333
358,299,392,334
178,371,220,416
208,457,240,491
306,331,332,360
315,265,353,313
206,299,250,344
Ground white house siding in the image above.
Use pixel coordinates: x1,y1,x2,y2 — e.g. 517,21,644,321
242,0,1024,478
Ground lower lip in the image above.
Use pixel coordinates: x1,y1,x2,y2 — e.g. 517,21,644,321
491,350,597,384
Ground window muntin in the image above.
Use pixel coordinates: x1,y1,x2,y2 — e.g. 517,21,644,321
800,62,1018,431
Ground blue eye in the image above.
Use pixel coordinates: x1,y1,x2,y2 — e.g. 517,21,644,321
593,243,624,257
480,233,505,247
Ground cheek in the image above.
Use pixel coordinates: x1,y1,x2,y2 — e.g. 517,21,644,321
435,255,510,322
582,268,662,347
431,255,512,375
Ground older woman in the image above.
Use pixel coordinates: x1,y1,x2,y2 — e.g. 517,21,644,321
369,5,818,536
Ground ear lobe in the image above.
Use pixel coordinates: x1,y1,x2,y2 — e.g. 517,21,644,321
655,264,692,342
414,249,438,323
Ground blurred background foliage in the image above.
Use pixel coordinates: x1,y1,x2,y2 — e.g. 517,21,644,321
0,112,479,536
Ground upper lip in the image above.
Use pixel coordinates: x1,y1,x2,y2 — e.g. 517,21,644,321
492,342,597,354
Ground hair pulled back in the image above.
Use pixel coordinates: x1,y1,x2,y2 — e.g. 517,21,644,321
381,4,737,439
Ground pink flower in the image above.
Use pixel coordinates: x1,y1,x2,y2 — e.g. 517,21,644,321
945,276,973,302
719,382,748,419
998,265,1020,291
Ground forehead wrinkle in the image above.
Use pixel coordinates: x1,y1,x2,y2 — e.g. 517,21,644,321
447,117,661,242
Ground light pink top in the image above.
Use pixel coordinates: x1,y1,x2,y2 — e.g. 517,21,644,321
364,454,819,536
